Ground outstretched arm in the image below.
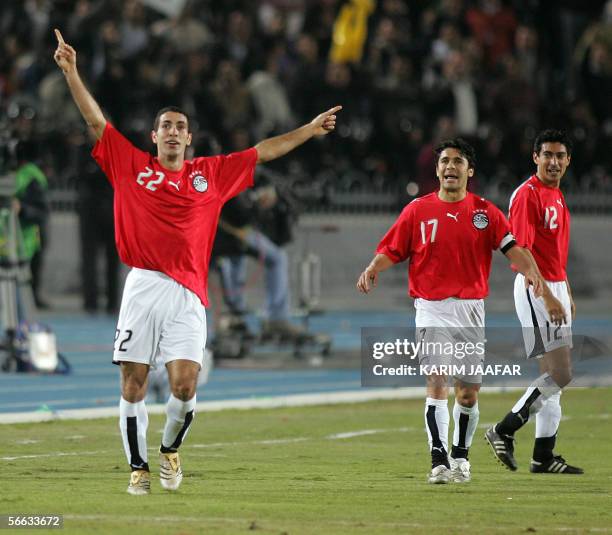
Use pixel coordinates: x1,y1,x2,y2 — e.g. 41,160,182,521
254,106,342,164
356,254,395,294
53,29,106,140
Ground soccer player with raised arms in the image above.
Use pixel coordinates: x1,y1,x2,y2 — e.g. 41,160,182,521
53,29,341,495
486,130,583,474
357,138,565,484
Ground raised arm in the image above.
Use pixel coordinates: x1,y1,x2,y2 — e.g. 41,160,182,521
254,106,342,164
356,253,395,294
53,29,106,140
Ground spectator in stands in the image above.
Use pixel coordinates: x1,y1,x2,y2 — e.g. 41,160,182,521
14,139,50,309
70,126,119,314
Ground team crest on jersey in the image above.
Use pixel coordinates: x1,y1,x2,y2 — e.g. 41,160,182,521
190,171,208,193
472,210,489,230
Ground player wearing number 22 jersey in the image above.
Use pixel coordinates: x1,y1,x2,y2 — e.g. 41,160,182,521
93,122,256,307
54,21,342,496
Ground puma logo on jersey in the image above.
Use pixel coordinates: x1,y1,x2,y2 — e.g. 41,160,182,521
432,447,444,453
447,212,459,222
168,180,181,191
556,199,563,208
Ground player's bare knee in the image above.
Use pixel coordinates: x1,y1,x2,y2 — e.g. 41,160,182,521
170,381,196,401
550,367,572,388
426,374,448,399
454,383,479,407
455,390,478,407
120,363,148,401
426,374,447,388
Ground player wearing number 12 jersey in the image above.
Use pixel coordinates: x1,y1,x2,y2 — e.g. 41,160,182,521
54,28,342,495
486,130,583,475
357,138,562,485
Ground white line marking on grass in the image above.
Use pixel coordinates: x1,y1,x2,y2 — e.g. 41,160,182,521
2,427,418,462
0,388,428,424
1,450,107,461
2,386,539,425
327,427,413,440
190,438,309,449
258,438,309,445
14,439,40,445
587,413,610,419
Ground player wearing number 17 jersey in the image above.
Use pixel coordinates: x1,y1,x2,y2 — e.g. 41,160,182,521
54,28,342,495
357,139,557,485
486,130,583,475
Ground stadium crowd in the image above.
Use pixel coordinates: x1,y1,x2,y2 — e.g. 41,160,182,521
1,0,611,207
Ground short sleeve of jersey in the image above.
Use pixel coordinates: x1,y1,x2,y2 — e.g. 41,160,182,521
509,188,538,249
376,204,414,263
215,148,258,202
91,123,143,188
488,203,513,250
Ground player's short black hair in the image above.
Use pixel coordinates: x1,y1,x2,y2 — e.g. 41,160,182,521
434,138,476,169
533,129,573,156
153,106,190,131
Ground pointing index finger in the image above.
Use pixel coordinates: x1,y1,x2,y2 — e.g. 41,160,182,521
327,105,342,115
54,29,65,45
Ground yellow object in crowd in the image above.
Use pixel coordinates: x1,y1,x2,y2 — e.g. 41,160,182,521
330,0,376,64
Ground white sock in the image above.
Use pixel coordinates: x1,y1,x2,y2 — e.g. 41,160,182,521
535,392,562,438
452,401,479,456
161,394,196,452
119,398,148,470
511,373,561,417
425,397,449,454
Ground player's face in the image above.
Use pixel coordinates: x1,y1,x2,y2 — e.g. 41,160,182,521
533,142,571,186
436,148,474,192
151,112,192,159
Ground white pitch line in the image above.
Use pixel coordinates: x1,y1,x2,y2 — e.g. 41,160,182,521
0,388,428,424
190,438,309,449
326,427,413,439
1,450,107,461
1,427,417,462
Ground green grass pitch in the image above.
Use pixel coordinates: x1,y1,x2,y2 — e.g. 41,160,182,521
1,388,611,534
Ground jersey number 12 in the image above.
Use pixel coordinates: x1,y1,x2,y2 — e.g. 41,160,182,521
544,206,558,229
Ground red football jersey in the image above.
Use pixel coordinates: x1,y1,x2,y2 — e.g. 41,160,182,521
508,175,569,281
376,192,515,300
92,123,257,306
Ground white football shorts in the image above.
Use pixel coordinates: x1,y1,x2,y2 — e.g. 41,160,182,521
514,273,572,359
414,297,485,383
113,268,207,368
